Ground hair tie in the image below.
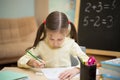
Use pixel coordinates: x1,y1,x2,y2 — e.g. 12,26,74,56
43,20,46,24
68,21,70,24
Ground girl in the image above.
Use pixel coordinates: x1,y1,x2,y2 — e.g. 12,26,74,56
18,11,89,80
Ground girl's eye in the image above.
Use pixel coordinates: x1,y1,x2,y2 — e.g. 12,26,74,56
58,39,63,41
50,39,54,41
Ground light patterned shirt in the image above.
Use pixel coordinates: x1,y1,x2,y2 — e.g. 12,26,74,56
17,37,89,68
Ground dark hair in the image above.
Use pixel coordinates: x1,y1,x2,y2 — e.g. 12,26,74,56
31,11,78,49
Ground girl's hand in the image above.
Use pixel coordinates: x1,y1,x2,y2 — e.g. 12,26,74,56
59,67,80,80
27,59,45,68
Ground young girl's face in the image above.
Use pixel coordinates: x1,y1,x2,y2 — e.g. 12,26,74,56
46,29,68,48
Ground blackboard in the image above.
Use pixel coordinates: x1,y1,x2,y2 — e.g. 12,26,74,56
78,0,120,52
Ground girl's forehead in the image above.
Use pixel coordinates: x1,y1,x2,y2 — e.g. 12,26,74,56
48,31,67,37
47,31,64,36
46,28,68,34
47,30,66,38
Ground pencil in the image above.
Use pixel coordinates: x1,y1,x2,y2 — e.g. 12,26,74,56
77,56,85,64
26,50,42,63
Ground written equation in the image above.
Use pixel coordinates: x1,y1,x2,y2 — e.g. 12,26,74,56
85,0,116,13
78,0,120,52
80,0,119,29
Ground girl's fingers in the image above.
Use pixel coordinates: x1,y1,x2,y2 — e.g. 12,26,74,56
39,63,45,68
33,60,45,68
59,71,71,80
59,68,79,80
40,59,46,64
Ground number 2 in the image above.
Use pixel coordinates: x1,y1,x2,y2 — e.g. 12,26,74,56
94,16,100,27
85,3,91,13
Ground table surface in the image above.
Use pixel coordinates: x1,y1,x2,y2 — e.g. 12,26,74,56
1,67,101,80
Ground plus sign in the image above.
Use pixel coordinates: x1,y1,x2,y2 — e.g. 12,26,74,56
92,5,96,10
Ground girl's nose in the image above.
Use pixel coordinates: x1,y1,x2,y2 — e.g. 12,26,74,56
53,42,58,47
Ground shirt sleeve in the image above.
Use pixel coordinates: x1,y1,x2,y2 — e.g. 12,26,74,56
17,46,41,68
70,42,89,68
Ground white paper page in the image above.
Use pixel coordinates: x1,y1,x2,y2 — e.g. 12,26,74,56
38,67,99,80
41,67,74,80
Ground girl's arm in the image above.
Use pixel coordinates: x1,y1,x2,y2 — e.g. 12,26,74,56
70,42,89,68
27,59,45,68
17,54,32,68
17,48,43,68
58,42,89,80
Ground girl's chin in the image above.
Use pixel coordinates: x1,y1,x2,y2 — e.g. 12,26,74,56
51,46,61,49
48,44,61,49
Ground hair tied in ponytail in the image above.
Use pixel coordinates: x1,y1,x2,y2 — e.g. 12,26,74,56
68,20,70,24
43,20,46,24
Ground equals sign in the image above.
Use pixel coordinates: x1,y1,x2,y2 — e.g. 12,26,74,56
90,19,94,22
102,19,107,24
104,4,110,9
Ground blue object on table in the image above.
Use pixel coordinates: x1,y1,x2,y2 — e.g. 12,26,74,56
102,74,120,80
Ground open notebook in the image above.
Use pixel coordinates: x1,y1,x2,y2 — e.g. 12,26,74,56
0,70,29,80
40,67,77,80
37,67,99,80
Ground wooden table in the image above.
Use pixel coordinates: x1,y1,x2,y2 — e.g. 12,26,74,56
2,67,80,80
2,67,101,80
